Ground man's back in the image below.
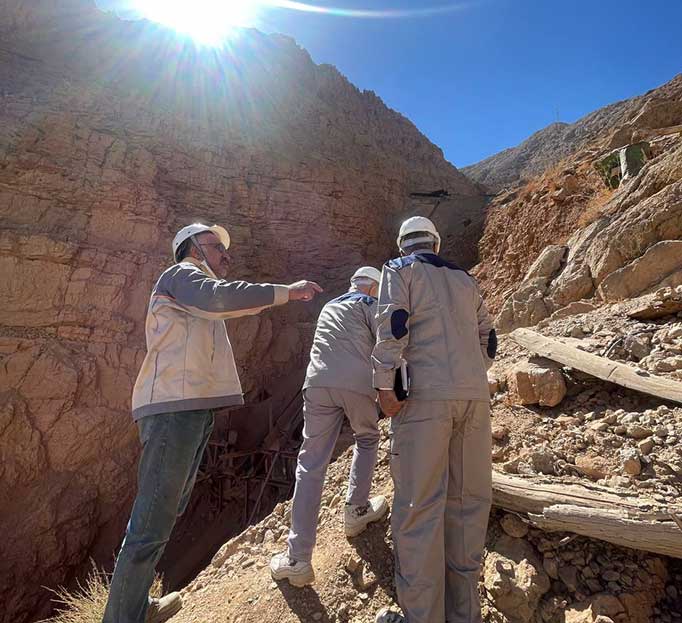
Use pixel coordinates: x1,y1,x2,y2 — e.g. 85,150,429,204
304,291,377,397
373,252,492,402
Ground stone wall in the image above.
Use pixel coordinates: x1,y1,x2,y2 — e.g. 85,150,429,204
0,2,483,620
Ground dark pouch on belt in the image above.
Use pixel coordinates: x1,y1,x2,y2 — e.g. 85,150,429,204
394,361,410,402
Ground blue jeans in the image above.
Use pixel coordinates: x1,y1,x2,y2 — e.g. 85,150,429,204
102,409,214,623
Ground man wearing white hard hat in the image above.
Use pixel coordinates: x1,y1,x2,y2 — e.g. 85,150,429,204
270,266,389,587
372,216,496,623
103,223,322,623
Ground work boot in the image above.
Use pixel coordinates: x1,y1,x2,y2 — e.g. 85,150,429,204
375,606,405,622
269,551,315,587
145,592,182,623
344,495,389,537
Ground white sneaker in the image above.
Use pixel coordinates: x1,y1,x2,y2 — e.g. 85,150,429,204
344,495,389,537
269,551,315,587
146,592,182,623
375,607,405,622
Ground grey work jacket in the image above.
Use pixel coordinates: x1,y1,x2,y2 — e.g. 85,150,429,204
304,289,378,398
372,253,496,401
132,257,289,420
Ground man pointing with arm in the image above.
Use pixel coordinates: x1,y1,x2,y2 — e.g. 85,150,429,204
103,223,321,623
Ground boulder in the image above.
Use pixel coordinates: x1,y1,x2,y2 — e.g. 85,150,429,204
491,424,509,441
499,513,529,538
575,454,611,480
523,245,567,281
483,535,550,623
622,457,642,476
620,447,642,475
638,437,655,455
564,593,624,623
549,264,596,308
506,358,566,407
523,449,559,476
496,278,553,334
619,593,657,623
558,564,579,592
599,240,682,301
626,425,653,439
623,333,652,360
495,245,569,334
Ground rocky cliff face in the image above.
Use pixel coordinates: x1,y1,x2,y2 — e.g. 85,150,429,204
463,76,682,192
493,139,682,334
0,2,484,620
472,75,682,331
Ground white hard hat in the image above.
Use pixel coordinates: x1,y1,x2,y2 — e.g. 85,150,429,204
397,216,441,253
350,266,382,284
172,223,231,262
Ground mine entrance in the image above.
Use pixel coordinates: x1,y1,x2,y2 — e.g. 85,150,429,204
157,386,356,590
158,388,304,589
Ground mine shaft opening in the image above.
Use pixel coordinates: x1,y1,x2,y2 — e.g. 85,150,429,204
156,374,356,591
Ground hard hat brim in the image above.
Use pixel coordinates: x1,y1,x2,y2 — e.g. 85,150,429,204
207,225,231,251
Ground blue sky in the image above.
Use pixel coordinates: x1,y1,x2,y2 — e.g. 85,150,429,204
98,0,682,167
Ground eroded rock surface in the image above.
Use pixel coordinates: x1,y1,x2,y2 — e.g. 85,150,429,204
0,2,483,620
491,139,682,333
483,535,551,623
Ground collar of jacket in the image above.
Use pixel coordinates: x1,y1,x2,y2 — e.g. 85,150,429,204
182,255,218,279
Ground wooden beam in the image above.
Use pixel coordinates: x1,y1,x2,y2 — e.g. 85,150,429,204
492,472,682,558
528,505,682,559
493,472,675,520
509,327,682,404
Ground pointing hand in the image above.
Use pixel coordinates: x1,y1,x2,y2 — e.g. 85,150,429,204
288,280,323,302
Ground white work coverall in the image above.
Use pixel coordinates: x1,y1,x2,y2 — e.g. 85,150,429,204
372,252,496,623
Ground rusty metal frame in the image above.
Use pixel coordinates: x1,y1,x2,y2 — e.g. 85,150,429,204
194,391,305,529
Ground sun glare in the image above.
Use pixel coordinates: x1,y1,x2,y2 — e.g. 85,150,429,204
135,0,261,44
133,1,471,44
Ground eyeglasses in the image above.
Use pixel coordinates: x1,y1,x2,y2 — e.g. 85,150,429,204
199,242,228,253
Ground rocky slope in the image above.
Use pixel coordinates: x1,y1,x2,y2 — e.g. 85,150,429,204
463,76,682,192
473,75,682,328
0,2,484,621
47,291,682,623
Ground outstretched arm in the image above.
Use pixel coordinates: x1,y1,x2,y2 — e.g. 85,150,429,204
159,264,321,319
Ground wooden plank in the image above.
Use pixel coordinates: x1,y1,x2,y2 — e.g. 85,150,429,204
493,472,682,558
493,472,676,520
510,328,682,404
528,504,682,559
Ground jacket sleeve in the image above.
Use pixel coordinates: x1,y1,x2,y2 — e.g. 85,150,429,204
159,264,289,320
474,280,497,370
364,298,379,340
372,264,410,390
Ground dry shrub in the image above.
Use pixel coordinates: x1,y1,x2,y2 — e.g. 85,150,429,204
577,184,614,228
42,562,162,623
518,162,567,200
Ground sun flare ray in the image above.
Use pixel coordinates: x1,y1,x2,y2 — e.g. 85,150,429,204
133,1,470,45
